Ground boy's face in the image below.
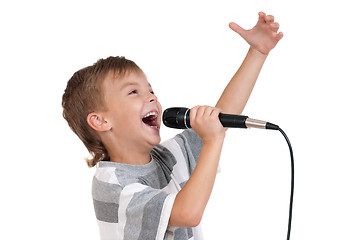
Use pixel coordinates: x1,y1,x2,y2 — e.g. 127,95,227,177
101,70,162,152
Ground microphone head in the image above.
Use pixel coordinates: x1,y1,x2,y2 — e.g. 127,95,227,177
162,107,189,129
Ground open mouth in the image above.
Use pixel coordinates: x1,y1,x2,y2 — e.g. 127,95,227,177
142,111,159,129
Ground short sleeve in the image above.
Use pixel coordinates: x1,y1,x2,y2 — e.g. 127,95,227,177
117,183,176,240
173,129,220,175
173,129,203,174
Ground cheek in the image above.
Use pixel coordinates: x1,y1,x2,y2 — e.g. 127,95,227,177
157,102,163,124
157,102,162,113
123,107,140,124
109,104,136,126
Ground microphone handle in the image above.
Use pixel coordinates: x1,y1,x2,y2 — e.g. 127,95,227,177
220,113,248,128
162,107,279,130
182,109,248,129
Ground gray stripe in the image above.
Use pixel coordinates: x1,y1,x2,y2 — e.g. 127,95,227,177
175,129,203,175
92,176,121,204
174,227,193,240
187,227,193,238
174,227,187,239
114,161,158,188
124,188,168,239
150,144,177,188
93,199,119,223
179,129,203,160
138,191,168,239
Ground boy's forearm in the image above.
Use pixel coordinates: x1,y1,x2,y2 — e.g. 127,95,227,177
216,47,267,115
169,139,223,227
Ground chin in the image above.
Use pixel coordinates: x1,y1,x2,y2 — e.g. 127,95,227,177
149,133,161,147
139,127,160,149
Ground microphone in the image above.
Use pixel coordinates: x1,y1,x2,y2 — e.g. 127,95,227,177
162,107,279,130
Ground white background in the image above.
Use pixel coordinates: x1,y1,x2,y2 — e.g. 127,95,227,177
1,0,360,239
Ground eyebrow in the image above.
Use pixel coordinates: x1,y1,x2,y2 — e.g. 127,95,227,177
121,82,152,88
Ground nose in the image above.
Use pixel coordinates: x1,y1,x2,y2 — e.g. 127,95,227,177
148,92,157,103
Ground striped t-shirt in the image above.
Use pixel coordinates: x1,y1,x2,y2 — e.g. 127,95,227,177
92,129,204,240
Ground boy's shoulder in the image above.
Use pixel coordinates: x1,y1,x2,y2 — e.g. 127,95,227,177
94,160,155,188
93,147,176,191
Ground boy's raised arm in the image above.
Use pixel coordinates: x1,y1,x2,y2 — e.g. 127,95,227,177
216,12,283,115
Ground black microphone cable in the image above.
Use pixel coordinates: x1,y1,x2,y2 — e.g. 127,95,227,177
278,127,294,240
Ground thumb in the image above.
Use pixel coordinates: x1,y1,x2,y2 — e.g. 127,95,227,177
229,22,247,37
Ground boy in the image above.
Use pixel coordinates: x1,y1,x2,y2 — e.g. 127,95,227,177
62,12,282,240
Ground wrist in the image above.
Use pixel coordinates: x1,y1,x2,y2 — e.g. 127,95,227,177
249,46,269,59
202,135,225,146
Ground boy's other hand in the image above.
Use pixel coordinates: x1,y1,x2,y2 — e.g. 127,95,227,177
189,106,225,144
229,12,283,55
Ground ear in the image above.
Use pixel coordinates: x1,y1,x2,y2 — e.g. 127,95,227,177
87,112,112,132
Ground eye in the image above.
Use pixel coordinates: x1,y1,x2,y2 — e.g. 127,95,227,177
150,90,155,95
128,90,137,95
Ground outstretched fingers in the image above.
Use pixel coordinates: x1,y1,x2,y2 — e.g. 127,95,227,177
229,22,247,37
230,11,283,54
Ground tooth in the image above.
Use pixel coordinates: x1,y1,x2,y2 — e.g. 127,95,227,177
143,112,157,119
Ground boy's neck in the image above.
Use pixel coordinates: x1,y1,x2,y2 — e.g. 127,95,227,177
99,129,158,166
108,148,152,165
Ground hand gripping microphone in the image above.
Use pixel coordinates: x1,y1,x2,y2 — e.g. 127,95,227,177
162,107,279,130
163,107,294,240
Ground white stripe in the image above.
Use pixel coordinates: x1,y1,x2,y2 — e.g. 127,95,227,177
192,224,204,240
97,220,119,240
118,183,148,239
94,167,120,185
156,193,177,240
161,139,190,183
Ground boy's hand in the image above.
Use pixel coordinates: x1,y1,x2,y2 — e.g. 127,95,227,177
189,106,225,144
229,12,283,55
